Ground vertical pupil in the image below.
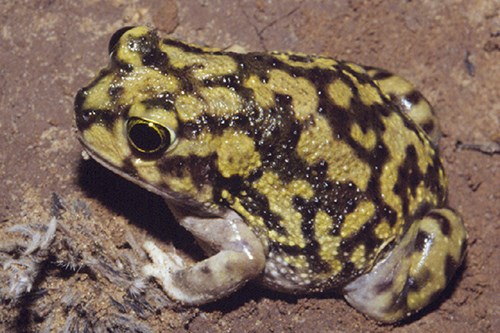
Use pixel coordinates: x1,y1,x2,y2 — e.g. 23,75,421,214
129,122,166,152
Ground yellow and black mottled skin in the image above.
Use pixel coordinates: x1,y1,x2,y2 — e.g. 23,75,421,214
74,26,466,323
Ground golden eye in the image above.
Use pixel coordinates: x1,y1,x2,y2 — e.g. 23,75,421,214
126,117,174,154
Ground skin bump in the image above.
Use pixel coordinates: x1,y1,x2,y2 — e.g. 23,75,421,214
215,130,261,178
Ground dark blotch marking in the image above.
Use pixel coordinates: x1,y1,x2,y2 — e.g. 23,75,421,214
427,211,451,236
406,276,417,292
221,174,246,195
75,68,122,131
203,74,243,90
375,277,395,294
287,54,314,63
201,265,211,274
74,88,88,126
75,107,118,132
412,202,432,222
392,144,423,217
406,145,422,191
414,230,431,252
236,187,287,235
124,29,169,69
249,93,306,183
383,290,408,313
405,90,424,107
293,196,331,274
162,38,209,55
422,121,435,137
108,85,123,101
424,153,447,204
444,254,458,283
122,157,139,178
141,94,176,111
158,154,217,189
270,241,302,257
142,47,168,68
365,67,393,81
408,267,431,292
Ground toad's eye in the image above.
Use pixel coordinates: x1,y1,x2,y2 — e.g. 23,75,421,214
126,117,174,155
108,26,136,54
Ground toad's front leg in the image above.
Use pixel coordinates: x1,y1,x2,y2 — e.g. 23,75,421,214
143,209,266,305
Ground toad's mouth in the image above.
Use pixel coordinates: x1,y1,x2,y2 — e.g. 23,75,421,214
77,135,220,217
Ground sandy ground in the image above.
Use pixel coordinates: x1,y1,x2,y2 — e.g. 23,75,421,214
0,1,498,332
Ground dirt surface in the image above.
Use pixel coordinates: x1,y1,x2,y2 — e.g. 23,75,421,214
0,1,498,332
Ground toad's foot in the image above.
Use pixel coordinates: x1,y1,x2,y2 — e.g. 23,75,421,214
344,208,466,323
143,241,187,300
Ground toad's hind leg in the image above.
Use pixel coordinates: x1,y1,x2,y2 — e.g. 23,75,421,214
365,67,441,144
344,208,466,323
